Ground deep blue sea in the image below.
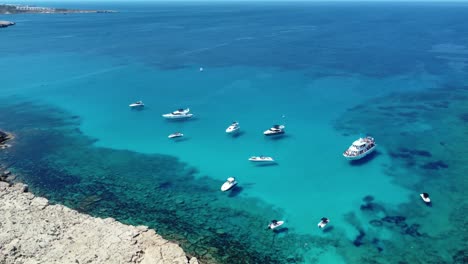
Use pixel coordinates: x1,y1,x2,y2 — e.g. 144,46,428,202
1,2,467,263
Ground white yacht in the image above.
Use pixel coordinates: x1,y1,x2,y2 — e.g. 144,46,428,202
221,177,237,192
168,132,184,139
420,193,431,204
248,156,275,162
264,125,285,136
318,217,330,229
129,101,144,108
226,122,240,134
343,136,376,160
162,108,193,119
267,220,284,230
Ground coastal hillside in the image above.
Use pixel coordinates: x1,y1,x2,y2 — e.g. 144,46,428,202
0,181,198,264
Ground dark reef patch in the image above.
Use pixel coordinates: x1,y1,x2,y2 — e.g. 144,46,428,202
420,160,449,170
459,113,468,122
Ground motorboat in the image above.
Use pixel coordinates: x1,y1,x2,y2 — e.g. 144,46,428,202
162,108,193,119
264,125,285,136
248,156,275,162
168,132,184,139
199,67,204,72
221,177,237,192
226,122,240,134
267,220,284,230
420,193,431,204
343,136,376,160
129,101,144,108
318,217,330,229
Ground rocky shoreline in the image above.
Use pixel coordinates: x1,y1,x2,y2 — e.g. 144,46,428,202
0,132,199,264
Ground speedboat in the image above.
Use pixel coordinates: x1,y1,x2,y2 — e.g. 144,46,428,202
168,132,184,139
264,125,285,136
267,220,284,230
318,217,330,229
129,101,144,108
420,193,431,204
343,136,376,160
221,177,237,192
226,122,240,134
162,108,193,119
248,156,275,162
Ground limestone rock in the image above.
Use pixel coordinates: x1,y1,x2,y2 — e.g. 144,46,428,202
0,184,193,264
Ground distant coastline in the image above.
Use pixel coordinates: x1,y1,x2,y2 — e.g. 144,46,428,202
0,4,116,15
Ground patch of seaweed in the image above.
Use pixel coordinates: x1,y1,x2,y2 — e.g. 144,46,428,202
420,160,449,170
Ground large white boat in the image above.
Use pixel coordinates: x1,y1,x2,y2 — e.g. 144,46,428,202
162,108,193,119
221,177,237,192
226,122,240,134
129,101,144,108
343,136,376,160
248,156,275,162
264,125,285,136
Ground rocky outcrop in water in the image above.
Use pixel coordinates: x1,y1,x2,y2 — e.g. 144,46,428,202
0,182,198,264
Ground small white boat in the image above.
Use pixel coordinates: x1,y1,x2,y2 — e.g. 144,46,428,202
267,220,284,229
318,217,330,229
248,156,275,162
420,193,431,203
221,177,237,192
129,101,144,108
226,122,240,134
168,132,184,139
199,67,204,72
162,108,193,119
264,125,285,136
343,136,376,160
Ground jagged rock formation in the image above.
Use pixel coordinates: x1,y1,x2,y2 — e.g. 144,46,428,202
0,182,199,264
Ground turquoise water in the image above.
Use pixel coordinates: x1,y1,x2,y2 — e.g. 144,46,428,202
1,2,467,263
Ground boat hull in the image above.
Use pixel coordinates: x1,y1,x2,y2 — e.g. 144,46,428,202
226,127,240,134
248,158,274,162
343,145,376,160
221,182,237,192
268,221,284,229
162,114,193,119
264,131,284,136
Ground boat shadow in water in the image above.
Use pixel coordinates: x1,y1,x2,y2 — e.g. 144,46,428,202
349,151,380,166
130,107,145,112
164,117,198,122
228,186,243,198
230,131,245,138
322,225,334,233
171,137,189,143
273,227,289,234
254,162,279,167
266,134,290,141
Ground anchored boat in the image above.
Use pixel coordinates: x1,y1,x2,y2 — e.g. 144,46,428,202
343,136,376,160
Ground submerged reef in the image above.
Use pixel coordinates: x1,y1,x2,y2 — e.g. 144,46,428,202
335,85,468,263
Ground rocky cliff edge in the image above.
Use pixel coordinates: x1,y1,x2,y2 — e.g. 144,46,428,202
0,181,199,264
